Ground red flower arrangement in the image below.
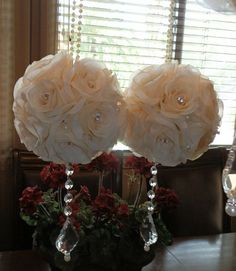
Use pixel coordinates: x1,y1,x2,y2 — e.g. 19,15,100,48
84,152,119,173
155,187,179,212
19,152,178,271
125,156,154,178
40,163,79,188
19,186,43,215
92,187,129,218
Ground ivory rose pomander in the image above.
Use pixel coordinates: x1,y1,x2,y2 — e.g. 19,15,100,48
13,52,126,164
123,63,222,166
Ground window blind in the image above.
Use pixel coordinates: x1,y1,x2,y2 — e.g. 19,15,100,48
56,0,236,145
57,0,174,89
178,0,236,145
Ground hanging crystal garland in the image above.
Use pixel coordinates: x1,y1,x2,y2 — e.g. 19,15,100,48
55,0,84,261
76,0,83,57
69,0,83,58
55,165,79,261
165,0,176,63
140,165,158,251
222,118,236,216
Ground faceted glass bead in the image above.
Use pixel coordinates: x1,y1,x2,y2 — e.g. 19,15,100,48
64,206,72,216
225,198,236,216
66,165,74,176
55,218,79,260
177,96,185,104
95,112,101,121
149,176,157,187
65,178,73,190
64,193,73,203
150,165,158,175
147,202,154,212
147,190,155,200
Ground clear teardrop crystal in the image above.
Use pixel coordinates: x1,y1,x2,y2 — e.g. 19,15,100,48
55,218,79,260
140,213,158,251
65,178,73,190
222,126,236,216
150,165,158,175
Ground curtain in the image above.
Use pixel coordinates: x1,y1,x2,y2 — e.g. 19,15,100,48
0,0,16,250
30,0,58,61
0,0,15,171
0,0,57,250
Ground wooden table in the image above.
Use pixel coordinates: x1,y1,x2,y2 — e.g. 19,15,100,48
0,250,51,271
1,233,235,271
143,233,236,271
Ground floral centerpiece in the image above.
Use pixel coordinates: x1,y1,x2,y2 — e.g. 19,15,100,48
19,153,179,271
13,51,222,270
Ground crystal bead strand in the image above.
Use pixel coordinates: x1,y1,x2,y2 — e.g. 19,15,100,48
55,164,79,262
76,0,83,58
69,0,78,58
140,165,158,252
222,121,236,216
60,1,68,52
147,165,158,213
68,0,83,58
165,0,176,63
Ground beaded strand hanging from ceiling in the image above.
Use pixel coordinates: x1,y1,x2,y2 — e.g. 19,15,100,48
165,0,176,63
69,0,83,58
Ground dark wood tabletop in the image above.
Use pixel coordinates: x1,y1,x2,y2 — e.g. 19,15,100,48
1,233,235,271
0,250,51,271
143,232,236,271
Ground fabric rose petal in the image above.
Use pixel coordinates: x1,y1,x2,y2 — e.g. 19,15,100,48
13,52,126,164
123,63,222,166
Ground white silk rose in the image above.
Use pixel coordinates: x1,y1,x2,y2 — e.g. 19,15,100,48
123,63,221,166
23,52,73,84
69,58,120,101
13,53,126,164
76,98,126,152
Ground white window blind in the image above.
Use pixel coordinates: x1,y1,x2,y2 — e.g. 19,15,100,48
57,0,174,89
178,0,236,145
56,0,236,145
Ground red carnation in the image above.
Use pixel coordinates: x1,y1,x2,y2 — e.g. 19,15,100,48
84,152,119,173
116,203,129,217
125,156,154,178
40,163,79,189
19,186,43,215
93,187,116,215
155,187,179,212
